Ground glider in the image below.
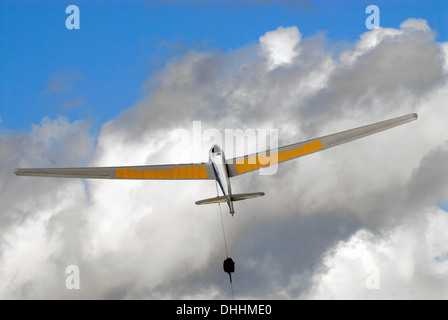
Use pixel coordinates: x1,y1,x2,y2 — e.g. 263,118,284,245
15,113,418,215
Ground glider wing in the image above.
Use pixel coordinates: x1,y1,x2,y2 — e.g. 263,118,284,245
227,113,418,177
14,163,216,180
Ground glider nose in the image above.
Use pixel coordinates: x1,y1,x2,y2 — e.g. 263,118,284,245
209,144,222,155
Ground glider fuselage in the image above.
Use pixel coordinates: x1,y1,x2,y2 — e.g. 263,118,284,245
209,145,235,215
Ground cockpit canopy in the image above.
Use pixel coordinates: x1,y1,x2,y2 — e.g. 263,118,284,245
210,145,222,155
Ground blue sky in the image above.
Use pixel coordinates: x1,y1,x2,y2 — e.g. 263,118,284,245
1,0,447,132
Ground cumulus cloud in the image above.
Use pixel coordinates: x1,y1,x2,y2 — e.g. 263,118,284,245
259,26,302,69
1,19,448,299
305,207,448,299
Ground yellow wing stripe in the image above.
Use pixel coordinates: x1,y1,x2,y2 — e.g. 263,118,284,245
185,167,192,179
235,140,323,174
199,166,207,179
115,165,208,179
192,166,199,179
179,167,186,179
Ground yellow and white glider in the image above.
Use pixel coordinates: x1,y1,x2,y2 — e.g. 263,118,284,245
15,113,418,215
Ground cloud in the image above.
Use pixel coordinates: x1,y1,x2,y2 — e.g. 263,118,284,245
300,21,444,136
259,26,302,69
43,69,84,97
1,19,448,299
0,117,94,298
61,95,87,110
305,207,448,299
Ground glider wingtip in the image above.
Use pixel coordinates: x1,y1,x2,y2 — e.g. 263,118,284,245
14,168,29,176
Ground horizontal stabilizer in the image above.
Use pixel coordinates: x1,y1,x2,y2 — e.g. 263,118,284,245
231,192,265,201
195,195,229,205
195,192,265,205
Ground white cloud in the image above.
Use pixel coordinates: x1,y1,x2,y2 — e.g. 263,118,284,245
400,18,431,32
259,26,302,69
305,207,448,299
1,18,448,299
441,42,448,72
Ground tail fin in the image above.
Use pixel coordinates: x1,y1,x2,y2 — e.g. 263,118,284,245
195,192,264,205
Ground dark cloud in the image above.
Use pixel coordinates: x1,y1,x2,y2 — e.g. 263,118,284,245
299,24,445,136
408,141,448,206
